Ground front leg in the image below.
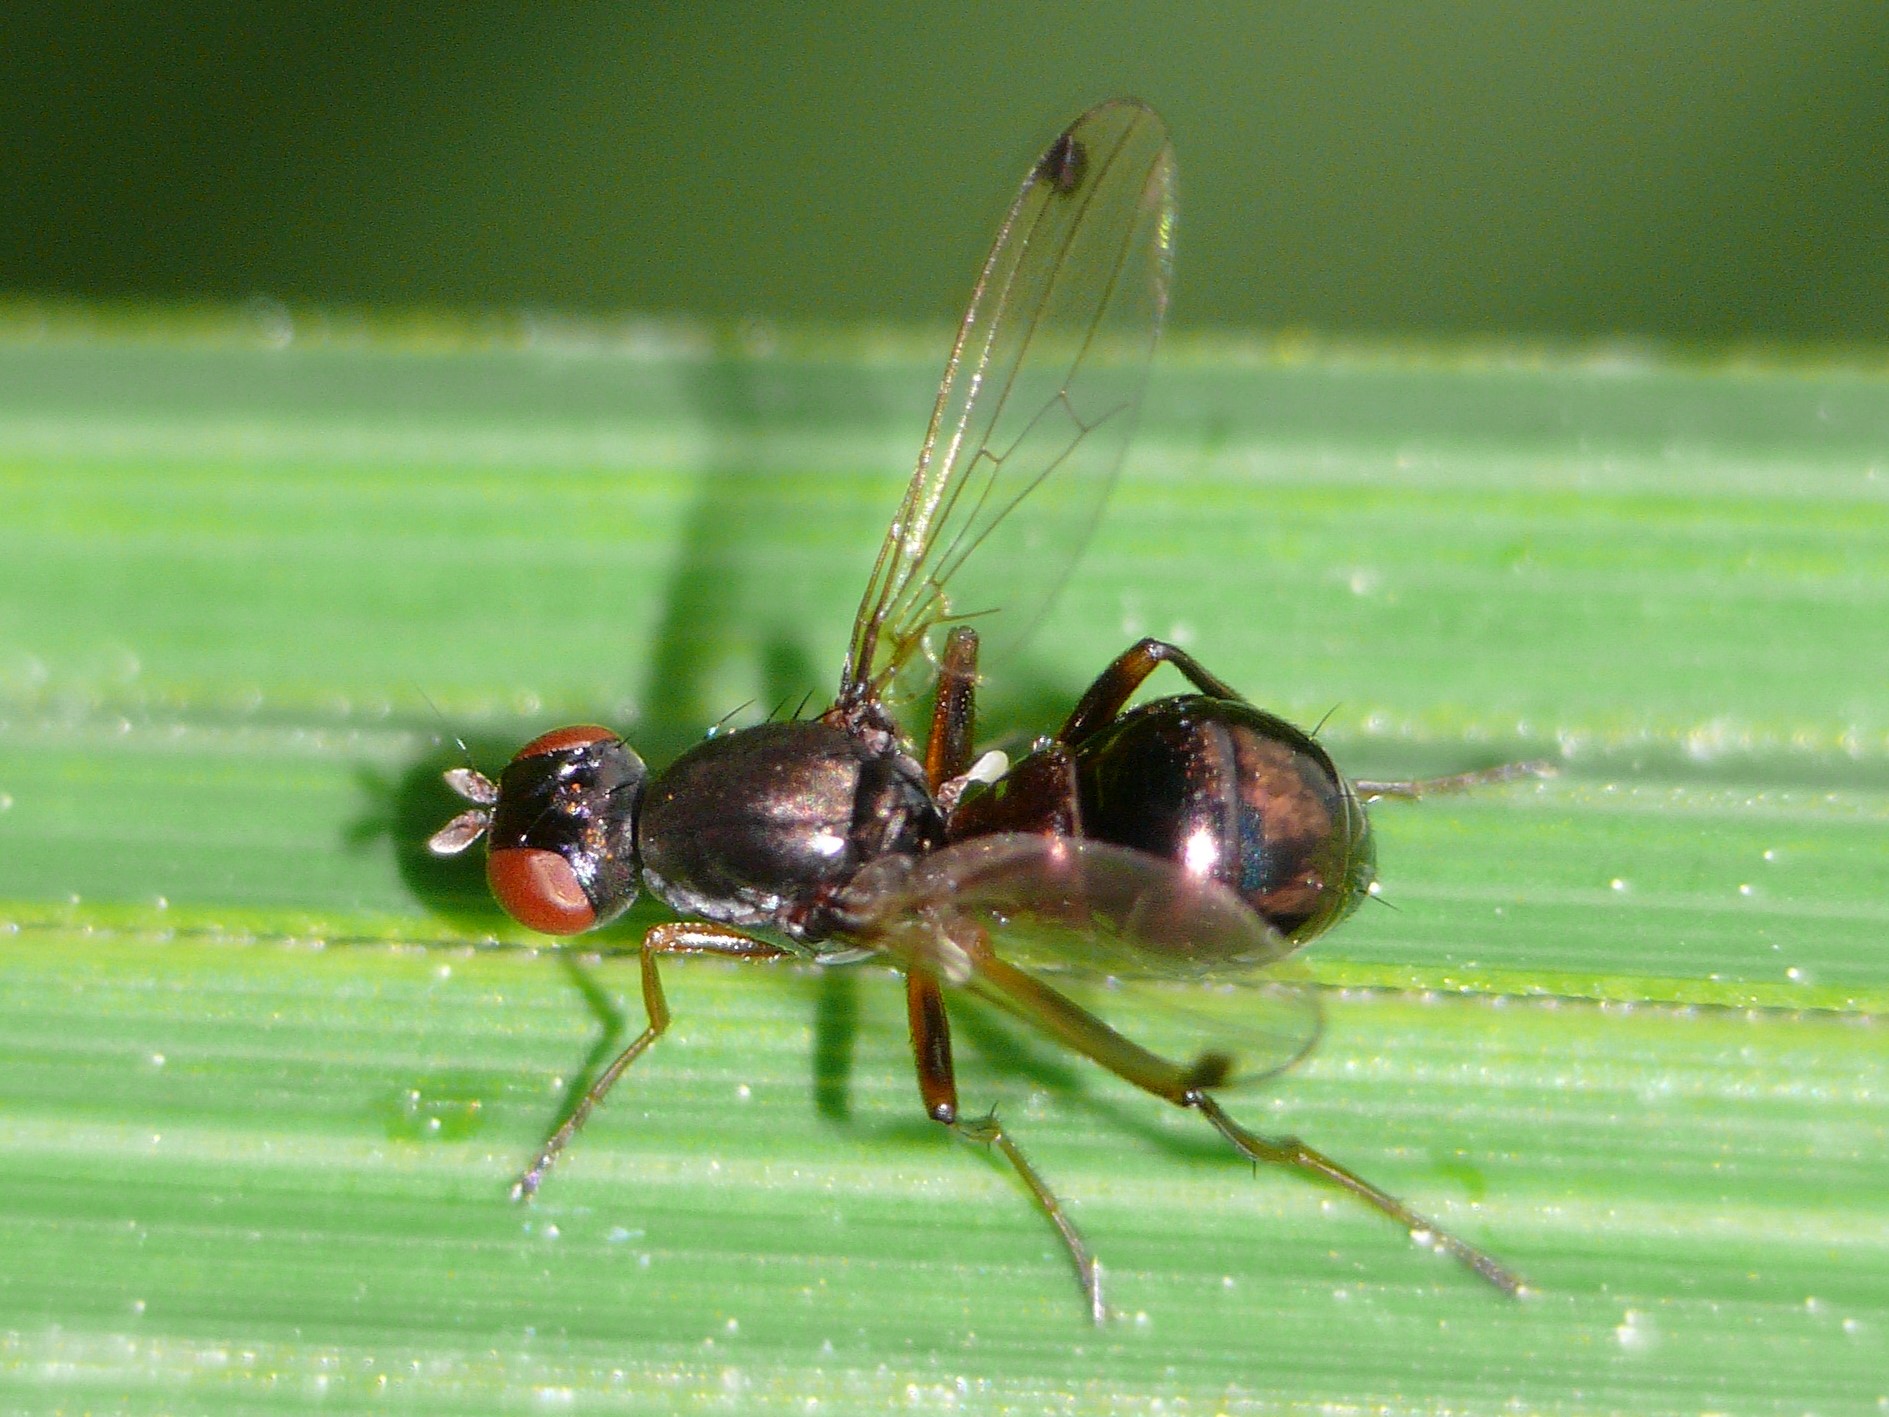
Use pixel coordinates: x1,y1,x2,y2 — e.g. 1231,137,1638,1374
514,920,794,1200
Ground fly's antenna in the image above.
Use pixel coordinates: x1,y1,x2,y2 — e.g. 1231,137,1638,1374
420,685,499,858
416,685,478,771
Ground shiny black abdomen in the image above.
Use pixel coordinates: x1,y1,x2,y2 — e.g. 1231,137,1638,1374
636,720,945,942
1071,696,1373,941
953,695,1376,944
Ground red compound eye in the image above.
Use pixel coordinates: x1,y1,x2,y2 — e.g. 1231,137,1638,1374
487,847,597,935
514,724,618,759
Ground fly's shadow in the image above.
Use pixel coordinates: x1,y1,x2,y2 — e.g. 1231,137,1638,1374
385,337,908,923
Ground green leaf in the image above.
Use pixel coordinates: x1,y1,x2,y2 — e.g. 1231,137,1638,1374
2,303,1884,1413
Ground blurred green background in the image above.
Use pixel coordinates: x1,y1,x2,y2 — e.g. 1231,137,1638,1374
6,1,1888,339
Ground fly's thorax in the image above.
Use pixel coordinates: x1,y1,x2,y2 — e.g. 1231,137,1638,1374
485,725,647,935
636,719,945,942
1069,695,1374,944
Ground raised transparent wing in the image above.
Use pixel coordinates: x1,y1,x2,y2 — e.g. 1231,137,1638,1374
844,834,1321,1090
841,99,1176,710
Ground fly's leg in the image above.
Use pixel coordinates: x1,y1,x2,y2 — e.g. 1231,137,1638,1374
1354,760,1557,800
925,626,981,792
1190,1094,1525,1295
967,953,1526,1296
513,921,794,1201
1059,637,1243,745
921,626,1114,1317
906,969,1105,1323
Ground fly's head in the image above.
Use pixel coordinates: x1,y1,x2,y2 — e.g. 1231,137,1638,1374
428,725,647,935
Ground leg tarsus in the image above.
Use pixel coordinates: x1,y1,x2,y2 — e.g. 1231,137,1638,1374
953,1110,1107,1324
1190,1091,1526,1297
1367,759,1556,804
907,967,1105,1322
1354,759,1557,801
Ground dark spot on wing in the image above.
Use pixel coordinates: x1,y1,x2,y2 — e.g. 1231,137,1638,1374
1035,132,1087,195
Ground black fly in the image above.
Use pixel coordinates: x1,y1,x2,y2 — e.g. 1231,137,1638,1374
432,99,1533,1319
